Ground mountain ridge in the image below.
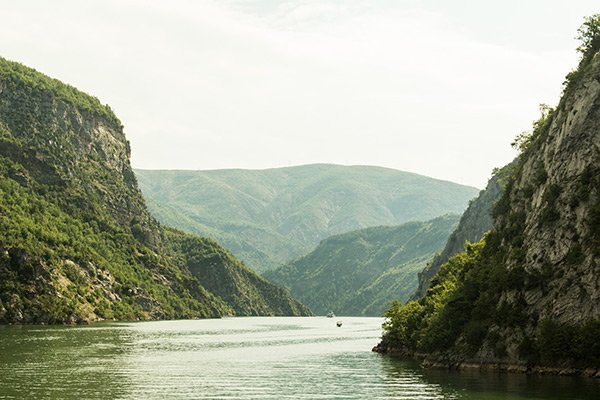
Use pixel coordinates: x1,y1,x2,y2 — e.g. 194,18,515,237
264,214,460,316
136,164,479,272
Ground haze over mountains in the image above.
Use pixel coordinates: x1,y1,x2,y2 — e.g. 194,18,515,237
264,215,460,316
136,165,479,272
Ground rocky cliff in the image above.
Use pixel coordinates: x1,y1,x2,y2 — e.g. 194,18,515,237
412,164,511,299
0,57,310,323
376,20,600,375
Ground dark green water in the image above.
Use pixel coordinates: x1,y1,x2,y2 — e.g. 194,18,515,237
0,317,598,399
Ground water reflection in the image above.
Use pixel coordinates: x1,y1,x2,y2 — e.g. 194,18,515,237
380,356,600,400
0,318,598,400
0,324,133,399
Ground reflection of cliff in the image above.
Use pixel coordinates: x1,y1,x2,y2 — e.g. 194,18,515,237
0,325,132,398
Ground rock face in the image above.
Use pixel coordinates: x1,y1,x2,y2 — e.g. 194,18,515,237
505,60,600,327
376,44,600,372
0,57,310,323
264,215,459,316
412,165,509,299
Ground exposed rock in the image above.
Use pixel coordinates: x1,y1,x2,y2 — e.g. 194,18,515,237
413,166,509,299
377,42,600,375
0,56,311,324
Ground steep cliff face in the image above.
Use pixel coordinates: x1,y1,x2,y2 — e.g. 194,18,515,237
376,38,600,374
499,61,600,327
413,166,509,299
0,57,310,323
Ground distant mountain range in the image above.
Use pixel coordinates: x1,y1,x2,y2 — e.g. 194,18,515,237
136,165,479,272
264,215,460,316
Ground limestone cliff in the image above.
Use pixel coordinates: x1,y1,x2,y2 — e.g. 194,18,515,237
376,24,600,374
0,57,310,323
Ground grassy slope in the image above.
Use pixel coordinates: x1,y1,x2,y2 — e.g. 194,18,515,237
136,166,478,272
264,215,459,316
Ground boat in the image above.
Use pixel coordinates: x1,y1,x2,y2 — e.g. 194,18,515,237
326,311,335,318
336,321,343,327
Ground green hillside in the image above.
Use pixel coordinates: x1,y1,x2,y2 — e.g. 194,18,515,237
264,215,459,316
0,56,310,323
412,163,512,299
136,166,478,272
376,17,600,373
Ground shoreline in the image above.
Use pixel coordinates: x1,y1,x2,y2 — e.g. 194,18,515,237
372,344,600,379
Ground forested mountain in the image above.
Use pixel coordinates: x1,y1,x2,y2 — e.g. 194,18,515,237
0,57,310,324
412,164,511,299
376,18,600,374
136,166,478,272
264,215,459,316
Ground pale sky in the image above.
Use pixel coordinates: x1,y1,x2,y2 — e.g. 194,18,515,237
0,1,597,188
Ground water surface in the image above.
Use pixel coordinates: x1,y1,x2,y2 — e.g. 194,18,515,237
0,317,598,399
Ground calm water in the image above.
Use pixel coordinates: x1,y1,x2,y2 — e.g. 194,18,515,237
0,317,598,399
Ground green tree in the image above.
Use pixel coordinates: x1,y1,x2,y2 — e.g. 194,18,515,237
576,14,600,59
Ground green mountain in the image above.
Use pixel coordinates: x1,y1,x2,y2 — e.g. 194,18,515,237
412,163,511,299
376,17,600,374
0,57,310,324
135,165,478,272
264,215,459,316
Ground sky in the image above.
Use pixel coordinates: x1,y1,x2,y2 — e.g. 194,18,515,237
0,0,597,188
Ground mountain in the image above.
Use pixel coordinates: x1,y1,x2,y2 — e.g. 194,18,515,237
0,57,310,324
412,164,512,299
376,19,600,375
264,215,459,316
135,165,478,272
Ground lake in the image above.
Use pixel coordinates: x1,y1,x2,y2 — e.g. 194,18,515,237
0,317,598,399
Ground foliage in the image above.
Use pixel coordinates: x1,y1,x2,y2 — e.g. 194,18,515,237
536,319,600,367
136,166,478,272
414,163,510,299
382,225,599,367
382,239,489,353
0,57,120,127
511,104,554,155
264,215,459,316
381,15,600,372
563,14,600,95
576,14,600,60
0,56,310,324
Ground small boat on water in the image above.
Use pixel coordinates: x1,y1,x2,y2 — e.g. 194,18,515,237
336,321,343,327
326,311,335,318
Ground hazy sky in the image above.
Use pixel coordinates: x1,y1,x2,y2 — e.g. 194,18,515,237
0,1,597,187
